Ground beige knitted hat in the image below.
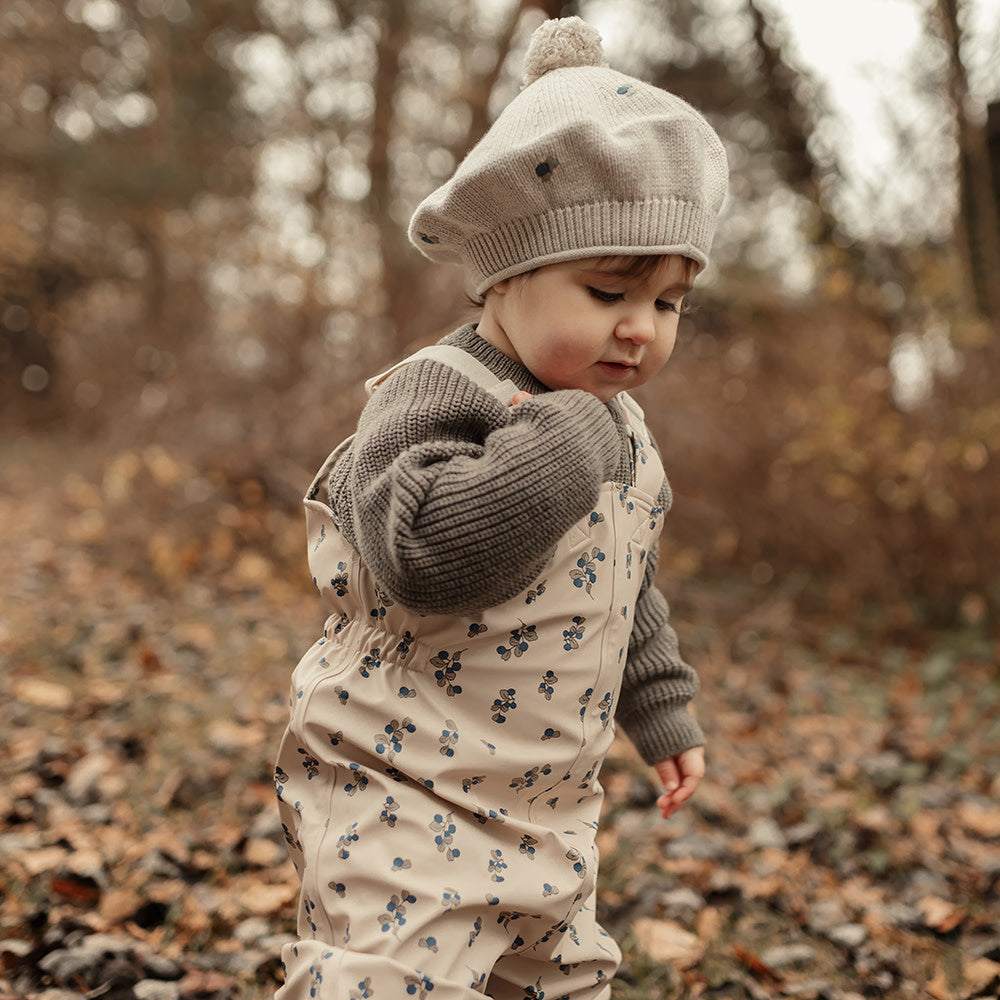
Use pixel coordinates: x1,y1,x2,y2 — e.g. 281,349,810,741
408,16,729,296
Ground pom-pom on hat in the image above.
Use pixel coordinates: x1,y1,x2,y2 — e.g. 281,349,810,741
409,16,729,296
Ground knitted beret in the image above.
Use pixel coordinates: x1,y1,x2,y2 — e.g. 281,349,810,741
408,16,729,295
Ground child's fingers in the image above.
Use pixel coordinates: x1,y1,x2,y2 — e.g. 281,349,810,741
657,773,701,819
511,390,533,405
654,747,705,819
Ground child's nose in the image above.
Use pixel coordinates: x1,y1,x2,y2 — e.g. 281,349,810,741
615,307,657,344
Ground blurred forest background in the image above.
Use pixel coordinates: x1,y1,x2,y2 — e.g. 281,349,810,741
2,0,1000,632
3,2,1000,998
4,0,1000,640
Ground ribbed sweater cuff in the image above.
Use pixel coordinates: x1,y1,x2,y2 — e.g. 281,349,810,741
618,703,705,766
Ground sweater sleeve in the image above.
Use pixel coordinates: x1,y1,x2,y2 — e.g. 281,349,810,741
329,356,622,616
615,496,704,764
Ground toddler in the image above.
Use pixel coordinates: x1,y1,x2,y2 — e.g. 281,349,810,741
274,16,728,1000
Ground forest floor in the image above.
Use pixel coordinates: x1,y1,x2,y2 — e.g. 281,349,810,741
1,434,999,1000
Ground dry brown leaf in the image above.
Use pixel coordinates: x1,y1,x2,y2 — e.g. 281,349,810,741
16,846,69,877
918,896,964,933
925,964,953,1000
99,887,144,925
963,956,1000,995
13,678,73,711
956,801,1000,840
177,969,237,995
243,837,286,868
732,944,783,983
241,881,298,916
694,905,723,940
632,917,705,970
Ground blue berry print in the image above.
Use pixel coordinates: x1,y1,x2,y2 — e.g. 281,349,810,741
534,156,559,179
509,764,552,792
378,890,416,934
496,622,537,660
439,721,459,757
374,717,416,762
403,969,434,1000
337,823,359,859
370,586,393,620
490,688,517,723
570,547,605,596
598,691,614,729
298,748,320,780
359,648,382,678
488,849,507,882
274,765,290,797
344,762,370,795
431,649,464,696
349,977,373,1000
562,615,586,650
331,561,348,596
380,795,400,827
430,812,460,861
538,669,558,700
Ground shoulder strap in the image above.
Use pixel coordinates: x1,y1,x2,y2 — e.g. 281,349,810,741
616,390,647,427
364,344,521,405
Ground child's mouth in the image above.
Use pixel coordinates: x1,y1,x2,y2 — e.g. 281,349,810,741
598,361,636,377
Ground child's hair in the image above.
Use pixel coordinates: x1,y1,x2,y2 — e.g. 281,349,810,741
408,16,728,297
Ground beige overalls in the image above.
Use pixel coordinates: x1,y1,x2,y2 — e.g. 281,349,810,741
274,346,667,1000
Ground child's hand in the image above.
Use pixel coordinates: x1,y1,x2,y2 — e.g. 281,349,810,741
511,390,533,405
654,747,705,820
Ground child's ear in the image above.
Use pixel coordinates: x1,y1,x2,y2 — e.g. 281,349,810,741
489,278,512,297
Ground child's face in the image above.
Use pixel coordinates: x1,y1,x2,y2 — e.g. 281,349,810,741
478,255,692,403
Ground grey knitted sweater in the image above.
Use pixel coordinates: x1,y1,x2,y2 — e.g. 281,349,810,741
327,324,703,764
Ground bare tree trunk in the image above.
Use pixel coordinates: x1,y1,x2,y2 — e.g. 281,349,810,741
937,0,1000,328
745,0,835,243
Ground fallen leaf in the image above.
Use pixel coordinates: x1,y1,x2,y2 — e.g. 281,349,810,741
963,956,1000,995
241,881,298,916
50,873,101,904
919,896,964,933
177,969,237,996
13,678,73,711
925,964,953,1000
956,801,1000,840
732,944,784,983
632,918,705,970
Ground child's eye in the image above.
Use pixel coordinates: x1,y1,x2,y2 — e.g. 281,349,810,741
656,298,688,314
587,287,622,303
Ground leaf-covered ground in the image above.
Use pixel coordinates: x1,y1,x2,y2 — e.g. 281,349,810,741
1,438,999,999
